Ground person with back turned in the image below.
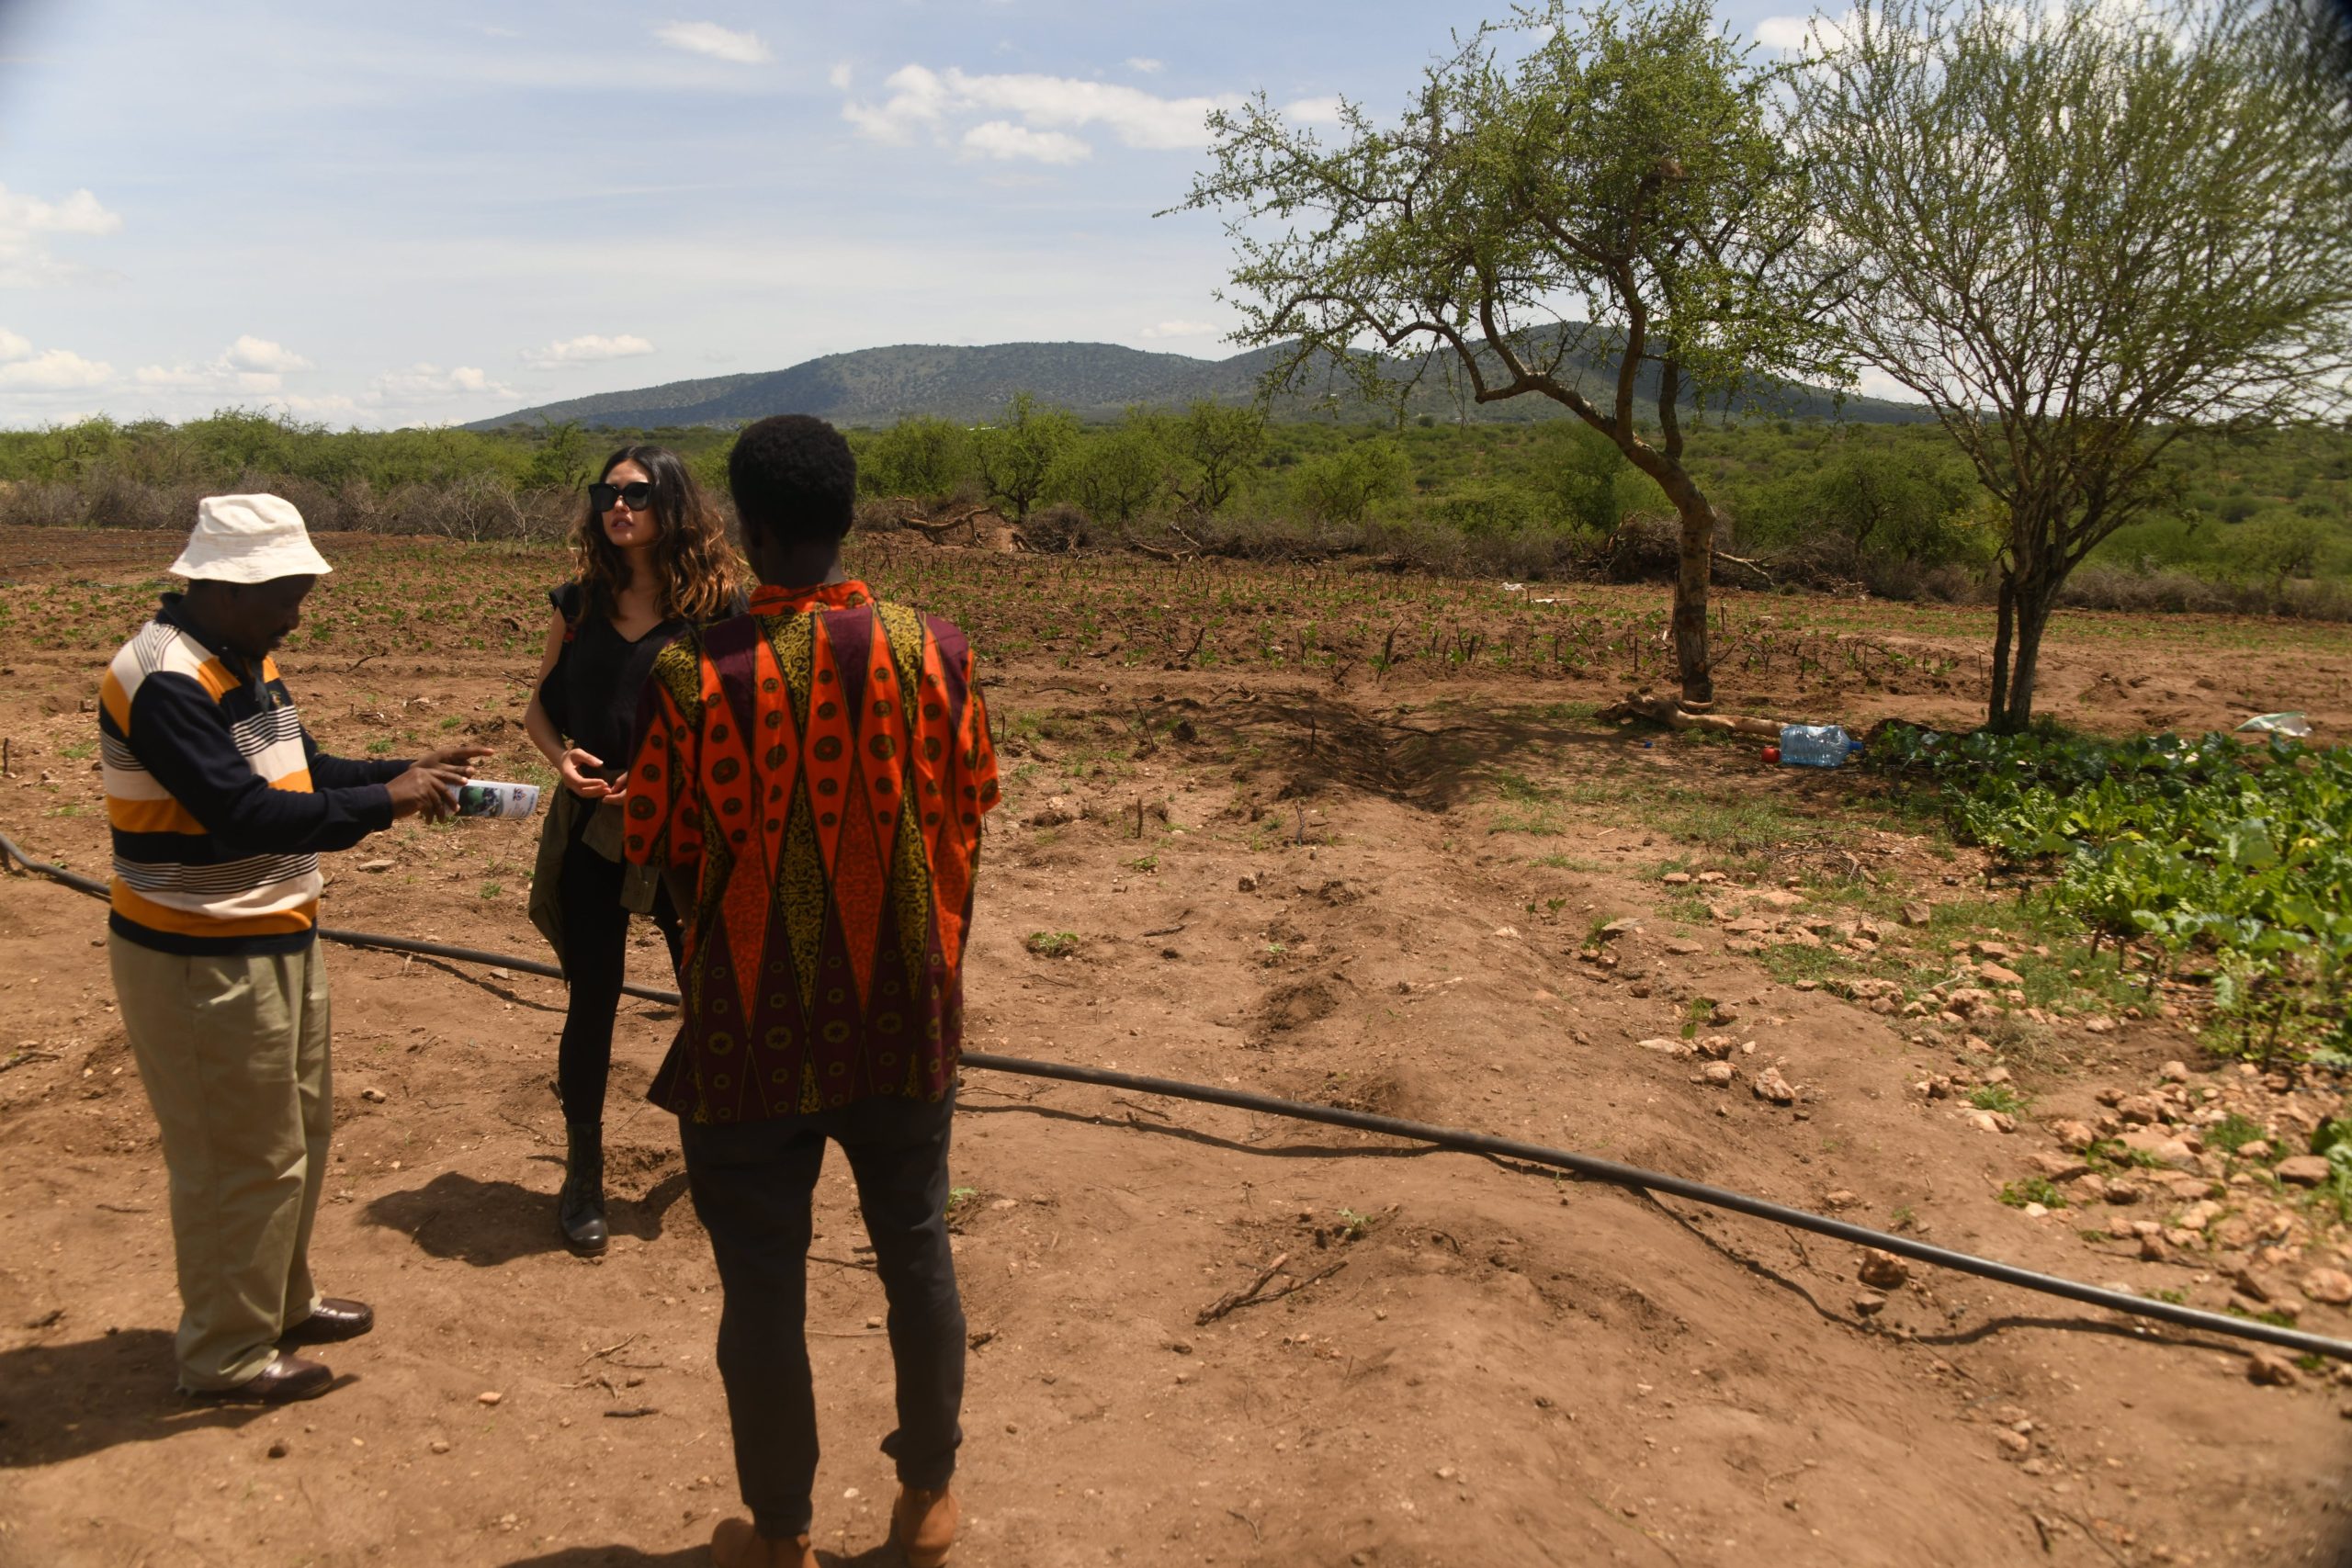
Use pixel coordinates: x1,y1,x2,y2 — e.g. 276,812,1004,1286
623,416,999,1568
101,495,487,1403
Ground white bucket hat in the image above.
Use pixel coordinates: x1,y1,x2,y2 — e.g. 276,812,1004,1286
168,494,334,583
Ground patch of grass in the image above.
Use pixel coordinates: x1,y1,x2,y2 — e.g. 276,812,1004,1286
1023,931,1080,959
1968,1084,2027,1115
2143,1286,2188,1305
945,1186,978,1215
2208,1112,2271,1156
59,739,95,761
1998,1176,2066,1209
1679,996,1714,1041
1659,891,1713,925
366,738,396,756
479,881,503,899
1491,769,1556,804
1756,942,1847,988
1531,852,1604,872
2086,1137,2168,1172
1127,852,1159,874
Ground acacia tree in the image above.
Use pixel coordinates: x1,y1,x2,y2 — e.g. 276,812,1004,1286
1181,0,1847,704
975,391,1079,521
1799,0,2352,730
1052,408,1169,525
1165,400,1269,516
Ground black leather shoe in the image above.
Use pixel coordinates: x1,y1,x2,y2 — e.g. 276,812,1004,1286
559,1122,608,1255
281,1297,374,1346
187,1353,334,1404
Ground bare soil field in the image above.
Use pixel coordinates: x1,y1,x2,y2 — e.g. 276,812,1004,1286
0,526,2346,1568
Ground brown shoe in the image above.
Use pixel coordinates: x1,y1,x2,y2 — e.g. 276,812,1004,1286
185,1352,334,1404
708,1517,817,1568
891,1485,958,1568
281,1297,374,1346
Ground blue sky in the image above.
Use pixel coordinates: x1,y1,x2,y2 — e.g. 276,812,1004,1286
0,0,1824,428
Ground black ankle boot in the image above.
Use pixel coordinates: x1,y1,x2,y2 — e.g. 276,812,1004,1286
559,1122,607,1254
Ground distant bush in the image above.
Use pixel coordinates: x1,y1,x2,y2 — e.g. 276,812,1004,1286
6,402,2351,619
861,415,976,502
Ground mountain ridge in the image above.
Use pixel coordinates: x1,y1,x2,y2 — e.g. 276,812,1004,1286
466,336,1932,431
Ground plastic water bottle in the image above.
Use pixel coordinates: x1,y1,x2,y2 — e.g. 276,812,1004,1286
1778,724,1861,768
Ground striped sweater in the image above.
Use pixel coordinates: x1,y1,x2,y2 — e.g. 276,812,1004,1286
101,596,407,955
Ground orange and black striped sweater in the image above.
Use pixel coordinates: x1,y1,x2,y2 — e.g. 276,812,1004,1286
100,595,409,956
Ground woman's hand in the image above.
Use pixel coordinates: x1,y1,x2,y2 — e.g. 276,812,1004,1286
557,746,627,802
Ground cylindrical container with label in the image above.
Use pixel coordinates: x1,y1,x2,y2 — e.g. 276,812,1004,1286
453,780,543,819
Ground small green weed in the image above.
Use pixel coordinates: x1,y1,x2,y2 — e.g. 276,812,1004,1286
1023,931,1080,958
1968,1084,2026,1116
2207,1112,2270,1156
1997,1177,2065,1209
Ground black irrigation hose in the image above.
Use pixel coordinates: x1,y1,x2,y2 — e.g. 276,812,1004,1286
6,829,2349,1364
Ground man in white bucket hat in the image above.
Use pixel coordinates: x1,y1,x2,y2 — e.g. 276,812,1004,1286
101,494,490,1403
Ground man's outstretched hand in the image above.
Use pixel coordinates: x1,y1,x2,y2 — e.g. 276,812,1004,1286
388,745,494,821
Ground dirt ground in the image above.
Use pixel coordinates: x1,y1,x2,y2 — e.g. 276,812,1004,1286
0,528,2347,1568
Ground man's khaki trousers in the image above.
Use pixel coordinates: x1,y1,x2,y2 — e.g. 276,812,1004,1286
109,934,331,1391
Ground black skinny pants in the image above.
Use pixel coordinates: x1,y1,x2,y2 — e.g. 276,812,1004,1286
681,1092,967,1541
555,829,684,1127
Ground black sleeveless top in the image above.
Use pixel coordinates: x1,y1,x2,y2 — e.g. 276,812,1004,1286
539,582,718,775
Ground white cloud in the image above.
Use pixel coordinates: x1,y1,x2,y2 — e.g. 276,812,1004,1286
653,21,774,65
828,61,853,91
1125,57,1163,74
0,184,125,288
372,363,514,401
226,335,312,373
1283,95,1345,125
842,63,948,144
0,328,30,361
134,363,288,393
0,347,115,392
1756,13,1848,51
0,184,123,236
962,120,1091,164
521,333,656,368
842,64,1238,157
1137,320,1219,339
131,335,314,396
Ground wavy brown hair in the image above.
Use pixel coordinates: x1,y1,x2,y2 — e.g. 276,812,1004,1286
571,445,745,624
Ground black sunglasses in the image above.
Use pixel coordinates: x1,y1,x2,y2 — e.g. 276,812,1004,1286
589,480,655,512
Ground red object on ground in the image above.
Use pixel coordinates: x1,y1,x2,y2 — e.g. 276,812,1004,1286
1762,746,1781,764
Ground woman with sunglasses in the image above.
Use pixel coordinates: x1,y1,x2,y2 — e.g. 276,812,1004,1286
524,444,745,1253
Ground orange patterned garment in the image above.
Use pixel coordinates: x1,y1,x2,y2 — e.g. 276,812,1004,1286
623,580,999,1122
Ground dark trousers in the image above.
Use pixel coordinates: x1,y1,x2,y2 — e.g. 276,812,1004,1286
556,830,683,1126
681,1092,967,1540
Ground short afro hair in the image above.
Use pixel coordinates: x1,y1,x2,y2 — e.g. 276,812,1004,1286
728,414,857,545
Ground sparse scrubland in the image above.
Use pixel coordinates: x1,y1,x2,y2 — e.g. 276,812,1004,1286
3,405,2347,621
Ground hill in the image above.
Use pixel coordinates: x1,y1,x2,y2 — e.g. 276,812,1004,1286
466,334,1933,431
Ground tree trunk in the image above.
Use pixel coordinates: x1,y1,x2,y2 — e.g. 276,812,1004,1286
1987,574,2017,732
1670,495,1715,707
2000,576,2058,733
